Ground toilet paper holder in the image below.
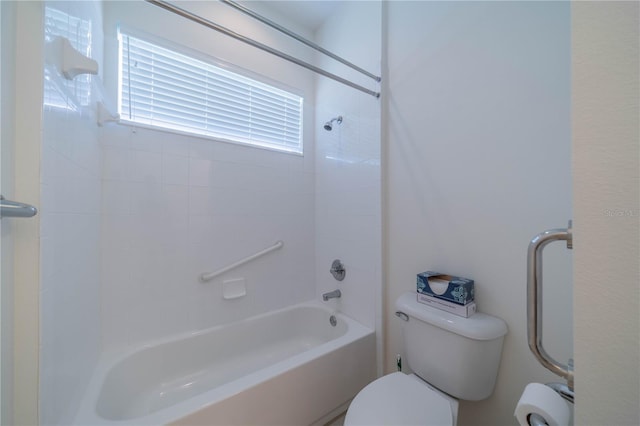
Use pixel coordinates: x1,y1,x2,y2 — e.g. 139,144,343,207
528,413,546,426
545,381,574,403
527,221,574,403
516,382,573,426
514,383,573,426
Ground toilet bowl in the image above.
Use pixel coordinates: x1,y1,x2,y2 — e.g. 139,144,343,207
345,292,508,426
345,372,458,426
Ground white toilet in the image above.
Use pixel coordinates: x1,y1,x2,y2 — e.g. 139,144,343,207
345,292,508,426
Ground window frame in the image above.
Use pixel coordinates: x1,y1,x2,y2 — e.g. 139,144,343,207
117,27,305,156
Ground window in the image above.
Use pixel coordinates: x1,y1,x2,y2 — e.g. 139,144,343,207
44,6,93,110
118,31,304,154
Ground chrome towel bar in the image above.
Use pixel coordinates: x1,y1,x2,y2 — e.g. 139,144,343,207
527,221,574,397
200,240,284,282
0,195,37,219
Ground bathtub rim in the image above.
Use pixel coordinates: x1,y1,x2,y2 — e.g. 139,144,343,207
73,300,374,425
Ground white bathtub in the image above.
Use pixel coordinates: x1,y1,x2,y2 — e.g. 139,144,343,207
74,302,376,425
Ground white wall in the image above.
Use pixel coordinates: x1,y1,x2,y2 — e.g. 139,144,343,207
10,2,44,424
39,1,104,424
100,1,316,350
572,2,639,424
314,1,382,340
383,2,572,425
0,3,17,423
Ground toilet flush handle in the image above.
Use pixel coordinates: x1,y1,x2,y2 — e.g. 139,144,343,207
395,311,409,321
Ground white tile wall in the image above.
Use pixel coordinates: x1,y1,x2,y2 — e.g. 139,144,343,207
98,0,319,352
314,2,382,333
39,1,104,424
100,125,316,350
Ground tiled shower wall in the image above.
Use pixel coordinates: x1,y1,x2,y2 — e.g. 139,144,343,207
40,1,104,424
99,126,316,348
314,2,382,334
99,1,317,351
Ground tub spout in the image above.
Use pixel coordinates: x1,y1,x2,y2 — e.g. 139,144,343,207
322,289,341,301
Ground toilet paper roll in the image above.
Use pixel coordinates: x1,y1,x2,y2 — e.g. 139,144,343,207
514,383,571,426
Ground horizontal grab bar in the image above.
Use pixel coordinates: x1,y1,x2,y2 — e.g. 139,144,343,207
527,222,574,392
0,196,38,219
200,240,284,282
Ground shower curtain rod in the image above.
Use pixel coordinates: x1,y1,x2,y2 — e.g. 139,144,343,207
219,0,381,83
144,0,381,98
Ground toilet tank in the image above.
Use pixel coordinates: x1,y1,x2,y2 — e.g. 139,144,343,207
395,292,508,401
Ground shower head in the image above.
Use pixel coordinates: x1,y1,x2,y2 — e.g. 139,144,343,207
323,116,343,131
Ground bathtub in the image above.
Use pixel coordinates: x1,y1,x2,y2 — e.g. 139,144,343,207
74,301,376,425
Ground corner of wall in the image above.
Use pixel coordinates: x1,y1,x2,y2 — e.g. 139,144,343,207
572,2,640,424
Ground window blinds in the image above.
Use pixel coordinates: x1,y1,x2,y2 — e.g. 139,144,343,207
119,32,303,154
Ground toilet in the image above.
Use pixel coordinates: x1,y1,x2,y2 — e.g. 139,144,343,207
345,292,508,425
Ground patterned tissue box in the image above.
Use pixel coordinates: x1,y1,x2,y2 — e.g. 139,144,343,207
417,271,475,305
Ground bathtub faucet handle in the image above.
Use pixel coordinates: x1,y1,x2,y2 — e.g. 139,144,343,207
329,259,346,281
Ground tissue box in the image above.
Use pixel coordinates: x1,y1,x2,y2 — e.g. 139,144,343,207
417,293,477,317
417,271,474,305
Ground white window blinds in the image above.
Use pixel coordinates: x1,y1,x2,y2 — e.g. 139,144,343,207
118,32,303,154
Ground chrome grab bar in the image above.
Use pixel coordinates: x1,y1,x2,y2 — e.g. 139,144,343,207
0,195,37,219
527,221,574,395
200,240,284,282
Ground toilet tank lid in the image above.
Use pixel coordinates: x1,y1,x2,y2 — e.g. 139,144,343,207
396,292,508,340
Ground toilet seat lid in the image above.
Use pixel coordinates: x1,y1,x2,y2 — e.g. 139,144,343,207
345,373,453,426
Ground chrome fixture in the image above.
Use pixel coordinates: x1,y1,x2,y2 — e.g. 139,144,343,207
394,311,409,322
329,315,337,327
527,220,574,398
322,289,341,301
0,195,37,219
329,259,346,281
323,116,343,131
546,381,575,403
